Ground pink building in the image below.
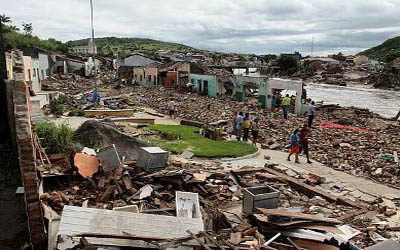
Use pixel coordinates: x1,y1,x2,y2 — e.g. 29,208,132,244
22,56,33,83
145,63,161,85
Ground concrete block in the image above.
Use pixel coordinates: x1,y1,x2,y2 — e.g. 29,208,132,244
113,205,139,213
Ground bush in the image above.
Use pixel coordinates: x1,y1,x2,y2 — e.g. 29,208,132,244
49,99,63,116
35,122,75,154
49,95,69,116
68,108,84,117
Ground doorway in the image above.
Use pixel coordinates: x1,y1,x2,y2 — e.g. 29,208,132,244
203,80,208,96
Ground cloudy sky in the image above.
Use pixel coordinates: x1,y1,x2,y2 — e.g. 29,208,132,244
3,0,400,55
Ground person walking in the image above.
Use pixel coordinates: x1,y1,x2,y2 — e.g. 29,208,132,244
168,99,176,118
287,129,300,163
235,112,244,141
242,113,251,142
308,101,315,128
251,118,260,146
282,94,291,119
299,124,312,164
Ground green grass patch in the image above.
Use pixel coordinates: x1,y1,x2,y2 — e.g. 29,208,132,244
35,122,75,154
147,124,257,158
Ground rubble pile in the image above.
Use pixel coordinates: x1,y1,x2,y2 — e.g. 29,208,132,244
125,86,400,187
37,143,400,249
40,152,379,249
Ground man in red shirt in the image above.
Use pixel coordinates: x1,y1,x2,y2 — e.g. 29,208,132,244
299,124,312,164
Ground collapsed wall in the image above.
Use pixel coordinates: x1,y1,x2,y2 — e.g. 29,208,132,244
74,120,150,161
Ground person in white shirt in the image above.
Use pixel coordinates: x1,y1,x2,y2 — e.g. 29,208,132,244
168,99,176,118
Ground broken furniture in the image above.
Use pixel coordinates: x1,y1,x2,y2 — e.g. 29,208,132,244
137,147,168,172
243,186,280,215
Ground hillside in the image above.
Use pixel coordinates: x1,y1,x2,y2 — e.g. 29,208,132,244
358,36,400,62
2,25,68,53
66,37,199,56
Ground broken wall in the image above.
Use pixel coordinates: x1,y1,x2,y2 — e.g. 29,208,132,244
74,120,150,161
12,51,46,249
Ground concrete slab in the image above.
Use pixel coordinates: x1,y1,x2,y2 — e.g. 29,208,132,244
57,206,204,248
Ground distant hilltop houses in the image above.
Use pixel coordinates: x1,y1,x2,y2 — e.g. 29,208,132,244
71,40,97,54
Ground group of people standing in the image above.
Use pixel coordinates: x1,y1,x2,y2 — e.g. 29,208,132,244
233,112,260,146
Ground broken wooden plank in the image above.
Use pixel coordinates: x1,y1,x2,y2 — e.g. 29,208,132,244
100,185,116,202
158,235,197,249
286,237,301,250
223,238,239,250
264,168,366,209
72,232,166,241
186,230,213,250
122,173,133,190
201,232,226,250
209,168,266,179
256,209,342,225
338,209,368,222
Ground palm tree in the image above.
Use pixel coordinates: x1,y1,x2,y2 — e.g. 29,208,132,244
0,14,11,24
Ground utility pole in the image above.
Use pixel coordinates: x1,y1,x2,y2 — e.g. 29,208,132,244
90,0,97,91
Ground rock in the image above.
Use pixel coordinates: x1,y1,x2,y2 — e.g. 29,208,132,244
339,143,352,148
272,165,288,173
349,189,364,198
360,193,377,203
384,210,397,217
285,169,298,177
74,120,149,161
375,168,383,175
269,143,281,150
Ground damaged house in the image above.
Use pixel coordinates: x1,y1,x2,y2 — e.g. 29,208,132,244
189,65,233,98
118,53,158,83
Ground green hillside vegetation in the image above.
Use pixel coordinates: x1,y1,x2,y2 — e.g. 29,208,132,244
1,14,198,56
2,25,68,53
358,36,400,63
66,37,199,56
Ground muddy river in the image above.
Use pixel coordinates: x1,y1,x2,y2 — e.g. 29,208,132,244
305,83,400,118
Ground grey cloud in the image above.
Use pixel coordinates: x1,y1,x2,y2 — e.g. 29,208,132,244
3,0,400,55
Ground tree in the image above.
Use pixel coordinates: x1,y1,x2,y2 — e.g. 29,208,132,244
22,22,33,35
0,14,11,24
277,56,299,75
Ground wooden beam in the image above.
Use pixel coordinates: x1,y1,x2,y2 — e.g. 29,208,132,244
186,230,213,250
264,168,366,209
286,237,301,250
202,232,226,250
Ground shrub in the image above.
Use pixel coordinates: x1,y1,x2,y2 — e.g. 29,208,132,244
35,122,75,154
